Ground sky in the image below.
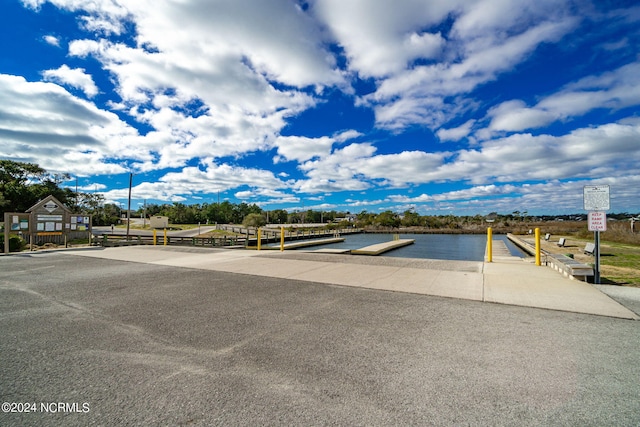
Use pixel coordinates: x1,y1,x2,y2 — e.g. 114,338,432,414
1,0,639,216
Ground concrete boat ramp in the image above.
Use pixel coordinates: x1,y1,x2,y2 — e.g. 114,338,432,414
65,245,638,320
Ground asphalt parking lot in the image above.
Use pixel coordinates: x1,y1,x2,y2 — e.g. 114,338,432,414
1,251,639,426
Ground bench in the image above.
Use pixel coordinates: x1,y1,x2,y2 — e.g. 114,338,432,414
584,243,595,255
546,254,594,281
557,237,566,247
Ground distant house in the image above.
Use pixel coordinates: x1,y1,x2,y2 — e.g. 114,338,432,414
485,212,498,223
334,214,358,223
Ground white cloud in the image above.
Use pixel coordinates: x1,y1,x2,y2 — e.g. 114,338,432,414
0,74,142,176
441,122,640,185
487,100,555,132
487,61,640,133
333,129,363,142
295,143,448,193
274,129,361,164
313,0,454,78
103,160,294,205
23,0,131,35
274,135,336,164
43,35,60,46
61,0,343,88
437,120,476,142
296,120,640,197
324,0,579,132
386,175,640,215
235,188,299,205
65,19,323,170
42,64,99,97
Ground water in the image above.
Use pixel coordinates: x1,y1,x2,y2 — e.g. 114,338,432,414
296,233,525,261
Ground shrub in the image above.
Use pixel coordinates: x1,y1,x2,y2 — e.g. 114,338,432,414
0,235,25,252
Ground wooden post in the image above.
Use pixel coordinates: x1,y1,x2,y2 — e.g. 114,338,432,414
280,226,285,251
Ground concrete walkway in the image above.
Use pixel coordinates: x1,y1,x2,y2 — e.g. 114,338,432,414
66,245,639,320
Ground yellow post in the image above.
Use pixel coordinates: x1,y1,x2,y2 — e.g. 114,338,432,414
280,226,284,251
153,229,157,246
487,227,493,263
163,228,167,246
535,227,541,266
257,228,262,251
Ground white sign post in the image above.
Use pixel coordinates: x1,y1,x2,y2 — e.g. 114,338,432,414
584,185,610,284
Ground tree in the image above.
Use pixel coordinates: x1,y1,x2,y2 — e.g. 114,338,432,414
356,210,376,227
270,209,288,224
401,210,420,227
218,201,235,223
377,211,400,228
242,213,266,228
0,160,73,215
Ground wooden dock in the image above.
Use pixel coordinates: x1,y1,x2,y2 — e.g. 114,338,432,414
351,239,415,255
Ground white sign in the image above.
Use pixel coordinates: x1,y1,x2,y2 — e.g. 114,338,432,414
583,185,610,211
588,211,607,231
43,201,59,213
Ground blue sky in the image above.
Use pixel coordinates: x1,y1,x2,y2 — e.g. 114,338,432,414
1,0,639,215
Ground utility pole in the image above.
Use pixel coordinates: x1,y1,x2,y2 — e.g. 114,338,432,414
126,173,132,240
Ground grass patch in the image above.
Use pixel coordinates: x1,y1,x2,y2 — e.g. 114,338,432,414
528,233,640,287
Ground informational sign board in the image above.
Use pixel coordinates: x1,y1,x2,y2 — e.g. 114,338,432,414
4,195,92,254
588,211,607,232
583,185,610,211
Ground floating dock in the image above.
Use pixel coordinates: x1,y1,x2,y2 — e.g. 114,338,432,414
262,237,345,250
351,239,415,255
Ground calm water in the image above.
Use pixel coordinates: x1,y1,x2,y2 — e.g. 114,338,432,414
297,233,525,261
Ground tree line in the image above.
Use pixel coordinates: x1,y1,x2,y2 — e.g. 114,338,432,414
3,160,637,228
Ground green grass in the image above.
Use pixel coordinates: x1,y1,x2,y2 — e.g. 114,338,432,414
594,241,640,287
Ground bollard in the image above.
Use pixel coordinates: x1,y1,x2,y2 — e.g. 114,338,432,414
153,229,157,246
257,228,262,251
487,227,493,263
280,226,284,251
535,227,541,266
163,228,167,246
